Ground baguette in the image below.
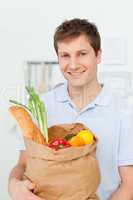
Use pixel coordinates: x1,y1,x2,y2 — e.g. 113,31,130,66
9,106,45,145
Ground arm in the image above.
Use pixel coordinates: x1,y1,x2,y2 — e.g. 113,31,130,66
109,166,133,200
8,151,43,200
8,150,27,182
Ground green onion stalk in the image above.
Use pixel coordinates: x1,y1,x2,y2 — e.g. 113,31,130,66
9,86,48,143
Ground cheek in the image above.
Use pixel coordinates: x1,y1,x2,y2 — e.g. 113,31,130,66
59,60,68,71
85,62,97,75
58,63,67,75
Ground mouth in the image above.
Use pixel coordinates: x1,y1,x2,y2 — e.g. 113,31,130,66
67,70,86,77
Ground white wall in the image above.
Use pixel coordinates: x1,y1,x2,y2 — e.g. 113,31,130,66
0,0,133,199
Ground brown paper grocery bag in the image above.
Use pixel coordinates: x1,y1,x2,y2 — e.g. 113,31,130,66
23,123,100,200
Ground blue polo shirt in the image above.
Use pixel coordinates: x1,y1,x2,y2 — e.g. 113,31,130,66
18,82,133,200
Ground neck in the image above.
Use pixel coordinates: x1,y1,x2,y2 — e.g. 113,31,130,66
68,81,102,111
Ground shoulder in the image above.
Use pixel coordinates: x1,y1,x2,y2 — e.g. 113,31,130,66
40,83,66,104
101,85,133,119
109,91,133,120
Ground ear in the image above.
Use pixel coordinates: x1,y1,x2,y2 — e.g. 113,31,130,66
96,49,102,64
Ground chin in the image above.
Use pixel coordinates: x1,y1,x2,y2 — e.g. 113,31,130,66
68,79,87,88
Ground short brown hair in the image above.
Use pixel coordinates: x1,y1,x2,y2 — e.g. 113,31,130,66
54,18,101,55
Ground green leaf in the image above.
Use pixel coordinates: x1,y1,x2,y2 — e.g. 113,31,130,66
26,86,48,143
9,99,31,111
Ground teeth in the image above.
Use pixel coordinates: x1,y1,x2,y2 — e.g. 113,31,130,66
68,72,84,75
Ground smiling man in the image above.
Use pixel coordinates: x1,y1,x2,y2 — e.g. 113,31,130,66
56,29,102,111
8,18,133,200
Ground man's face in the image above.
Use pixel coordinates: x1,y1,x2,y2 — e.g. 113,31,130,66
57,34,101,88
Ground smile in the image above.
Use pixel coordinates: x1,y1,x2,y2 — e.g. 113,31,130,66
67,71,85,76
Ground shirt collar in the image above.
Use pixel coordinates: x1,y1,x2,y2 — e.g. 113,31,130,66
55,81,69,102
55,81,112,107
93,84,112,106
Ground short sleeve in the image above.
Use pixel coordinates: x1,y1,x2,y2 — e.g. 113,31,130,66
118,113,133,166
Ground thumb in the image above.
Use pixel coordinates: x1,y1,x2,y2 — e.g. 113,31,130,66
24,180,35,190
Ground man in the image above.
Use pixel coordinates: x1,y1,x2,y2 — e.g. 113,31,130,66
8,18,133,200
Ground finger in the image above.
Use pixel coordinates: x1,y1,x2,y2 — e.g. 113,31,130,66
29,193,45,200
27,182,35,190
23,180,35,190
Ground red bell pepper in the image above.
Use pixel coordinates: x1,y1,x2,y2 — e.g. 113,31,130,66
48,138,71,150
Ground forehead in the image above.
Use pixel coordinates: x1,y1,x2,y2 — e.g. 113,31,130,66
57,34,92,53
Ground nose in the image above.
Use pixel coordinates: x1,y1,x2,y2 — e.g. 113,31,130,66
69,57,78,70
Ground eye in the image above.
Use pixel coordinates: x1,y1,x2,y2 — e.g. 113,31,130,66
60,54,69,58
79,52,87,56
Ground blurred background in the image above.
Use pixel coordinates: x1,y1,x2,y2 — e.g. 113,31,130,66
0,0,133,199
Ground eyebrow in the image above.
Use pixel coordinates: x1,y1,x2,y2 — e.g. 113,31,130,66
58,49,89,54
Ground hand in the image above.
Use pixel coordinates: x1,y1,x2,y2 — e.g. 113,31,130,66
9,178,44,200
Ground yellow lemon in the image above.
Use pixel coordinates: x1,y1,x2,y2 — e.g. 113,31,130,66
77,129,94,144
